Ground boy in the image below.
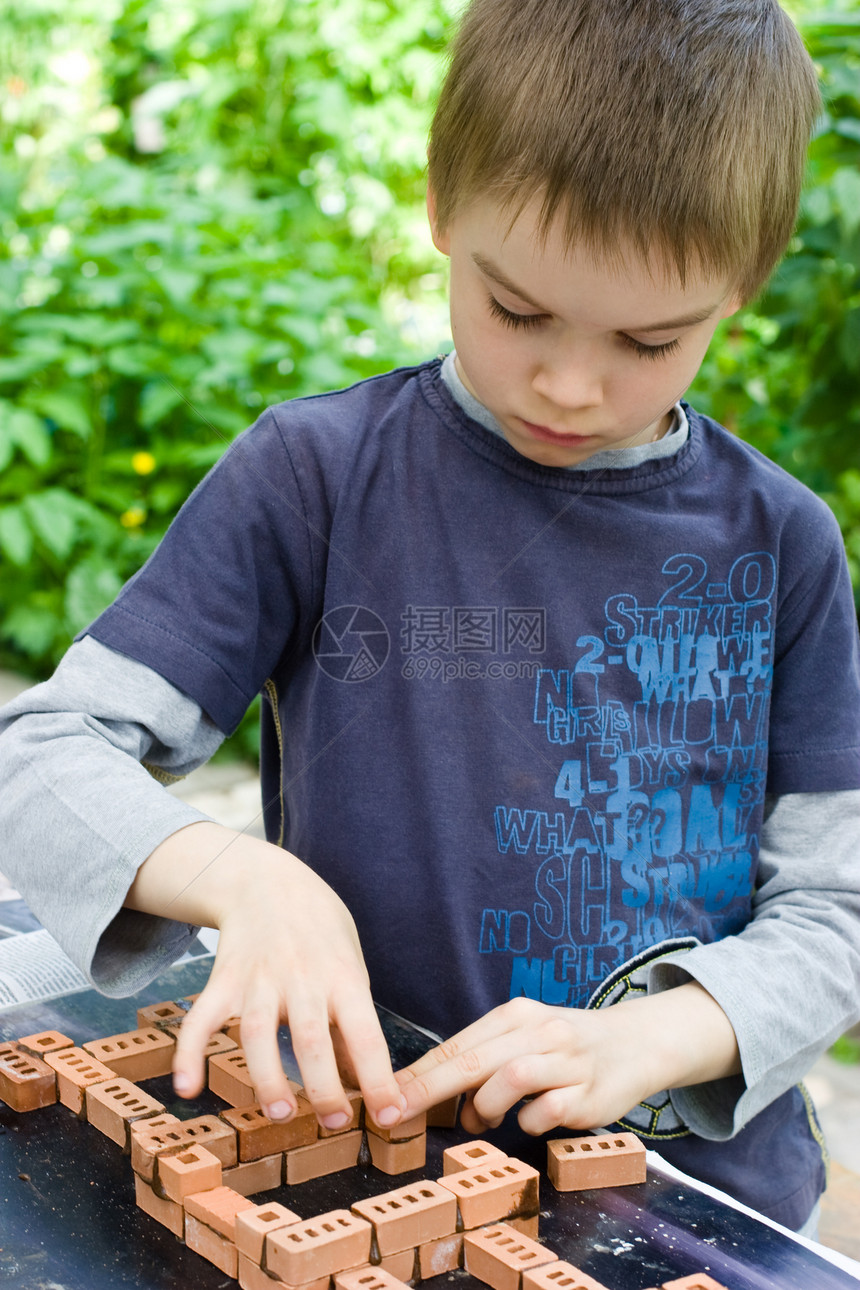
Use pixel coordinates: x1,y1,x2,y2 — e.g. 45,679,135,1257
2,0,858,1237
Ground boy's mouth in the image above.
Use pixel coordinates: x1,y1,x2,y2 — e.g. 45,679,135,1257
519,419,595,445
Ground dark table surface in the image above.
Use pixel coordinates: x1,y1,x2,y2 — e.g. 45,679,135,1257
1,956,858,1290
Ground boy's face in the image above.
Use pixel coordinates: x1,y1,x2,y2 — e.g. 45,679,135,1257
429,193,741,469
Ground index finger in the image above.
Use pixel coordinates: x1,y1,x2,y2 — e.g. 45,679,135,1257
331,987,406,1129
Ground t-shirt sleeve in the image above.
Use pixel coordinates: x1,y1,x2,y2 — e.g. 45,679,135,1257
767,500,860,792
82,406,322,735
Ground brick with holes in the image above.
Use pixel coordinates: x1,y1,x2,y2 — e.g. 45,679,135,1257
185,1185,256,1240
319,1087,363,1137
285,1129,363,1184
437,1157,539,1229
17,1030,75,1059
209,1048,257,1106
522,1260,613,1290
443,1140,508,1175
82,1028,175,1081
546,1133,646,1192
44,1046,115,1116
366,1131,426,1176
131,1114,238,1180
235,1201,303,1263
0,1043,56,1111
222,1101,317,1159
352,1179,457,1255
157,1143,223,1202
85,1077,165,1148
464,1223,557,1290
335,1266,412,1290
266,1209,372,1285
136,999,189,1029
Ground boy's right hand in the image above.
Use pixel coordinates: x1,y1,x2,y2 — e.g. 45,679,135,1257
125,821,405,1131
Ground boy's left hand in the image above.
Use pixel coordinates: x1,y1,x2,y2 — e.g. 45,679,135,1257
395,984,740,1136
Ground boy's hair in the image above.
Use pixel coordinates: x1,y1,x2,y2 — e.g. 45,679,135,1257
428,0,821,301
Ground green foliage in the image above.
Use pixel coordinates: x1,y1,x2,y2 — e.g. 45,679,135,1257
830,1032,860,1064
690,3,860,603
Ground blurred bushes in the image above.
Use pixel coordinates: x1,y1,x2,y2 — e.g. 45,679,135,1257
0,0,858,761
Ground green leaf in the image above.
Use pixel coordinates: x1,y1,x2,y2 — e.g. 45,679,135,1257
0,604,59,657
0,506,33,566
832,167,860,235
28,390,91,440
139,381,184,428
5,408,51,466
64,557,123,633
23,491,79,560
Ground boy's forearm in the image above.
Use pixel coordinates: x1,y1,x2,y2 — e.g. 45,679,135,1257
611,981,741,1094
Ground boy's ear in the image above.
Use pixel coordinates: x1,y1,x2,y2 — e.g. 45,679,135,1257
426,186,450,255
720,292,745,319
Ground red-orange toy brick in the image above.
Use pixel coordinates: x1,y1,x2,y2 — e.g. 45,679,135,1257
443,1139,508,1175
82,1028,175,1081
318,1087,363,1137
266,1209,372,1285
222,1102,317,1159
437,1157,539,1229
131,1114,238,1180
352,1179,457,1255
17,1030,74,1058
0,1043,56,1111
186,1213,239,1277
335,1266,411,1290
365,1110,426,1142
223,1152,283,1196
185,1185,256,1241
136,999,189,1028
134,1174,185,1239
157,1143,223,1202
546,1134,646,1192
239,1253,327,1290
366,1131,426,1175
45,1046,115,1115
235,1201,303,1263
209,1048,257,1106
285,1129,363,1184
418,1233,463,1278
84,1077,164,1148
523,1260,613,1290
464,1224,557,1290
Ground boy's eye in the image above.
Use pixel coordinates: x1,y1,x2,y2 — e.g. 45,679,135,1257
620,334,682,361
487,295,547,330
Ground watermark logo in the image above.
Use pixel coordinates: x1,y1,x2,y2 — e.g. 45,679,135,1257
313,605,390,682
400,605,546,683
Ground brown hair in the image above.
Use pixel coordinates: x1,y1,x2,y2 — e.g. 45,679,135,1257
428,0,820,300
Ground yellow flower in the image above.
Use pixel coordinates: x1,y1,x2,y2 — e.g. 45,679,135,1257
120,506,146,529
131,451,156,475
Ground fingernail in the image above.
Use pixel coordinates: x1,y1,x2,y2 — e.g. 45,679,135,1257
375,1103,402,1126
265,1100,293,1121
174,1073,193,1096
321,1111,350,1130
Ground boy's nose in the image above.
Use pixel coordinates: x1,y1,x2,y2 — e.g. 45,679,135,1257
531,353,603,411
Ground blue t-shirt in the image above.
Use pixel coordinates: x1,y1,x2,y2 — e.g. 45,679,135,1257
86,359,860,1227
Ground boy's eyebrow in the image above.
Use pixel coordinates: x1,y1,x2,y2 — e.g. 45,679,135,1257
471,252,722,332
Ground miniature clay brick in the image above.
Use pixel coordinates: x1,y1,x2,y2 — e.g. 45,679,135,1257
0,1043,57,1111
365,1110,426,1142
443,1140,508,1175
437,1157,540,1230
352,1179,457,1255
285,1129,363,1184
366,1131,426,1175
185,1184,256,1240
507,1214,540,1240
427,1094,461,1128
136,999,189,1028
235,1201,303,1263
222,1102,317,1160
223,1152,284,1196
546,1134,646,1192
418,1232,463,1278
222,1015,243,1043
134,1174,185,1239
266,1209,372,1285
186,1213,240,1278
129,1111,181,1138
82,1027,175,1081
661,1277,730,1290
44,1046,115,1115
379,1248,417,1281
84,1077,165,1148
209,1048,257,1106
523,1260,613,1290
131,1114,238,1180
319,1087,363,1137
157,1143,223,1202
239,1253,329,1290
335,1267,411,1290
464,1223,557,1290
17,1030,75,1058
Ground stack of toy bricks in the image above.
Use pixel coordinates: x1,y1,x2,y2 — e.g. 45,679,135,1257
0,1001,731,1290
